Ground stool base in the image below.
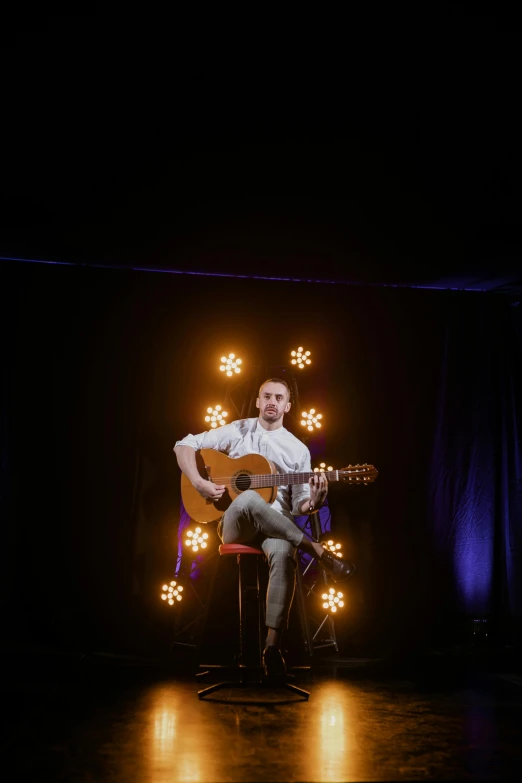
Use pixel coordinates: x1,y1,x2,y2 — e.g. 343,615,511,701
197,665,309,700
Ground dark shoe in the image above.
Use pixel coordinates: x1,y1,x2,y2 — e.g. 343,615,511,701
262,645,287,679
319,550,356,582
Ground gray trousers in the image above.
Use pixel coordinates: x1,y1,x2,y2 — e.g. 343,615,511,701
218,490,305,630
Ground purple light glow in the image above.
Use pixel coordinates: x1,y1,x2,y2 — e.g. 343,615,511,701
1,256,491,292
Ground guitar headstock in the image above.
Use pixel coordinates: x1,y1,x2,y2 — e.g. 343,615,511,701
338,464,378,484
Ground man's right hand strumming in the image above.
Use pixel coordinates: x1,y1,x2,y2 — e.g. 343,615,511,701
174,444,224,501
194,478,226,501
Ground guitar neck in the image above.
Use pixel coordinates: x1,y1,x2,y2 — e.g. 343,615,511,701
253,471,340,487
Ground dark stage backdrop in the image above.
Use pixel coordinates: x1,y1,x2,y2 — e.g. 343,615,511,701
1,261,521,656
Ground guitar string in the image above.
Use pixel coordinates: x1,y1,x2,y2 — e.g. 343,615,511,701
208,471,372,486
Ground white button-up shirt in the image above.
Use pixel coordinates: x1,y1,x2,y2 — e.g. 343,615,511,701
175,417,311,521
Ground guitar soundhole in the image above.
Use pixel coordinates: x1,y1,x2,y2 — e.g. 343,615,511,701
235,472,252,492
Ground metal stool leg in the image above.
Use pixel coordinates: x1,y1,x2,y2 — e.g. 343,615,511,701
198,552,309,700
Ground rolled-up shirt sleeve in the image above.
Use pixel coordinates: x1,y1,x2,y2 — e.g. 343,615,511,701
174,422,236,453
291,450,312,515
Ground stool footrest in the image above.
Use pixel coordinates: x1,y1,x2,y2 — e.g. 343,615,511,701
198,677,309,700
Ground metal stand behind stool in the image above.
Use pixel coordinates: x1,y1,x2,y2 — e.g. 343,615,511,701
301,510,340,653
197,544,309,700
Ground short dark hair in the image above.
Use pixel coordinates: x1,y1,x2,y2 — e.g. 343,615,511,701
258,377,292,400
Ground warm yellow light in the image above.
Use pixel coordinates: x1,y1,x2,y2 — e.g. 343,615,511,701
205,405,227,428
219,353,242,375
322,538,344,558
161,579,184,606
321,587,345,613
290,346,312,369
184,525,212,554
300,408,323,432
314,462,334,473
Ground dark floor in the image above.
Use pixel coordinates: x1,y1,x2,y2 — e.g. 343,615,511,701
2,645,522,782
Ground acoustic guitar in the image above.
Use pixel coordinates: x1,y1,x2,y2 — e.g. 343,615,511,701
181,448,378,524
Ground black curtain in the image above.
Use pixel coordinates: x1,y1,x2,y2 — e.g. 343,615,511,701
1,260,521,656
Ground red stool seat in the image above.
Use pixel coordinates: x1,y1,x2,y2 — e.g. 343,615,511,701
219,543,264,556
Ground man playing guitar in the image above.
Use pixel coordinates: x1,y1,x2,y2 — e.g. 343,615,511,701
174,378,356,679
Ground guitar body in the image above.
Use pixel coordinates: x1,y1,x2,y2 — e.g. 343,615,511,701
181,449,278,524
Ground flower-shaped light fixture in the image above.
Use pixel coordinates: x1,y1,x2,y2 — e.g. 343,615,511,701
300,409,323,432
314,462,333,473
290,346,311,369
322,587,344,613
321,538,344,559
161,580,184,606
185,526,209,553
220,353,242,376
204,405,228,428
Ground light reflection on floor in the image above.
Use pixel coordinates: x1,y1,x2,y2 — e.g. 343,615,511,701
4,669,522,782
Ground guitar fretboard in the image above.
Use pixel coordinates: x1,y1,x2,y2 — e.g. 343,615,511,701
211,468,373,488
250,471,339,487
